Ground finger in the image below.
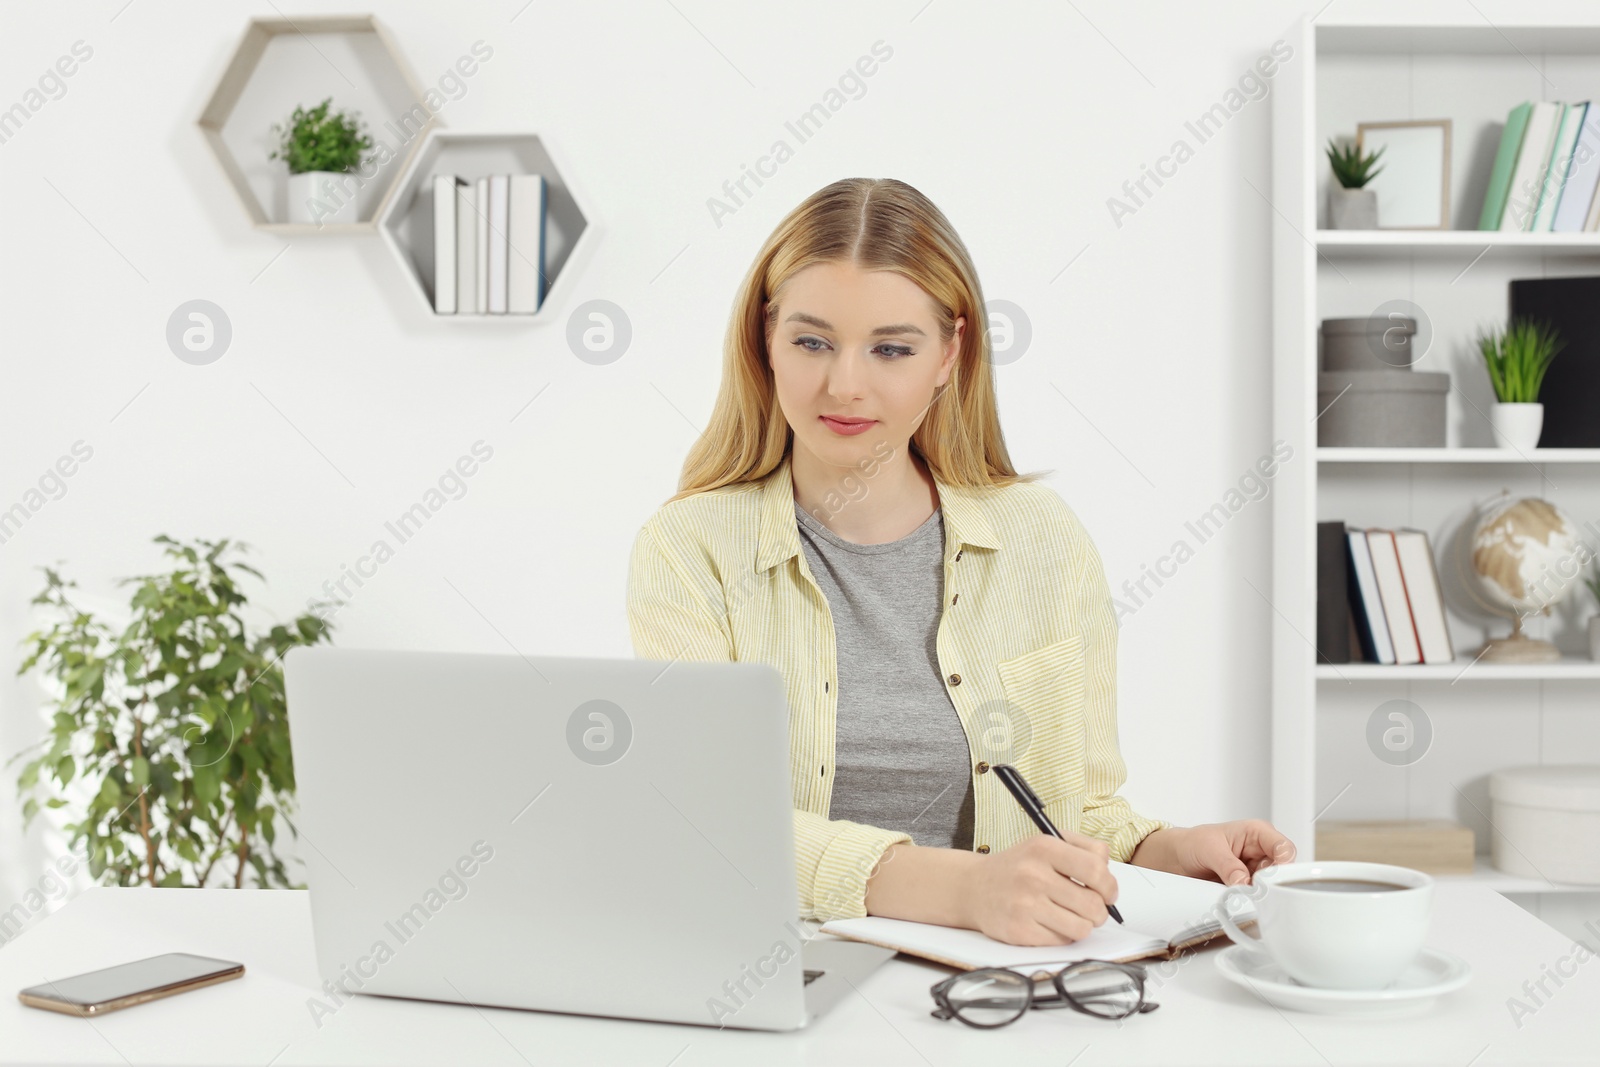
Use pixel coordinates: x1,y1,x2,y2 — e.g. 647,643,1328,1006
1004,919,1081,947
1037,837,1118,903
1041,875,1110,927
1031,904,1096,945
1239,821,1297,869
1198,837,1251,886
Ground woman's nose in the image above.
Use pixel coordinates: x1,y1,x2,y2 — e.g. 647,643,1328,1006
826,350,867,401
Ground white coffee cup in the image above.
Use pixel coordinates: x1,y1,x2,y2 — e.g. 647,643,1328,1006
1215,861,1433,990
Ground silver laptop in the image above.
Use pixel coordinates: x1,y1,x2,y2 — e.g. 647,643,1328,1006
283,647,893,1031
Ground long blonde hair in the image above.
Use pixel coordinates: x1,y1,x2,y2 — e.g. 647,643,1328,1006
672,177,1033,501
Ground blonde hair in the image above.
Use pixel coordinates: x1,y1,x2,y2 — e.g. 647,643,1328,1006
672,177,1034,501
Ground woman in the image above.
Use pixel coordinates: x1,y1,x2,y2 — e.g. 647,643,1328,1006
627,178,1293,946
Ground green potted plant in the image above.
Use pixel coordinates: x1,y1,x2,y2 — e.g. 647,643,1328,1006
269,97,374,226
1586,560,1600,661
11,536,333,887
1325,137,1385,229
1475,317,1564,450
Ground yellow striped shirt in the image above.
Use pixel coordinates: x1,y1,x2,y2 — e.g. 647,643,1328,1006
626,454,1167,921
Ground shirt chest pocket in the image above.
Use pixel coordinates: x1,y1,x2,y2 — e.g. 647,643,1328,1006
993,634,1089,802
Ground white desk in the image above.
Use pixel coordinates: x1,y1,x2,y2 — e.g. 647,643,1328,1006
1,885,1595,1066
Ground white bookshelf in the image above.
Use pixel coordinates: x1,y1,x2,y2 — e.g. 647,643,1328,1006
1436,857,1599,895
376,130,597,323
1319,447,1600,463
1272,9,1600,898
197,16,436,234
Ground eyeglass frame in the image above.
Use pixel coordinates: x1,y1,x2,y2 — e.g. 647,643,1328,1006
928,959,1160,1029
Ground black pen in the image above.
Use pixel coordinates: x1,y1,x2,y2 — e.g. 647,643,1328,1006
991,763,1124,924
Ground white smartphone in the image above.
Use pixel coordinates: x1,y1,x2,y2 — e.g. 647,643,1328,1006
18,952,244,1017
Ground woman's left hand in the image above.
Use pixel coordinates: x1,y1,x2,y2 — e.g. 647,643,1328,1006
1128,821,1297,885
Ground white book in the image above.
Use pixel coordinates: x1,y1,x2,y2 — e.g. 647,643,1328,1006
431,175,459,314
1394,528,1455,665
822,862,1250,976
1551,104,1600,232
474,177,489,313
1347,529,1395,664
487,174,509,314
1535,104,1585,231
507,174,547,314
1366,529,1421,665
455,180,478,315
1503,101,1562,231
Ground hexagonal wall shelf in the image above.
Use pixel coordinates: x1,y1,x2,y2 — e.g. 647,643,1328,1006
198,15,437,235
378,130,594,322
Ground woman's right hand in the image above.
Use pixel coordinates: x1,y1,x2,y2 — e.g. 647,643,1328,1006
956,833,1120,946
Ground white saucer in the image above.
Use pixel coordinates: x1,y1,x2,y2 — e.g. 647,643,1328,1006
1215,946,1472,1016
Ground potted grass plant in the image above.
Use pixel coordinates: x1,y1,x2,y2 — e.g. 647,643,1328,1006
10,536,333,887
1326,137,1385,229
269,97,374,226
1476,317,1565,450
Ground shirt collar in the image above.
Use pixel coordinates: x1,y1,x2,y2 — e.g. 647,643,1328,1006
755,452,1002,572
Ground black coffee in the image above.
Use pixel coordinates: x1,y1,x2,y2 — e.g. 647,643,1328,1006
1280,878,1409,892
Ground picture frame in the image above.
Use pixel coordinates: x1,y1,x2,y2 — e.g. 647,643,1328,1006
1356,119,1453,230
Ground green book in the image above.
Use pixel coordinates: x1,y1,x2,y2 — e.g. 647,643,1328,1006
1479,102,1533,230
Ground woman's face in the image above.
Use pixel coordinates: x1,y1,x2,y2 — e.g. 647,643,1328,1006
767,260,963,473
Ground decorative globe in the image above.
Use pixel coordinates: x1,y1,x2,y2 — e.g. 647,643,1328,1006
1469,495,1584,622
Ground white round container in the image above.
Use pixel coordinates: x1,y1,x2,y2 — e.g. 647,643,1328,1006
1489,765,1600,885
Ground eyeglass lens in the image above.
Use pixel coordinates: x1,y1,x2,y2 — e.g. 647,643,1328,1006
1057,963,1143,1018
943,969,1031,1026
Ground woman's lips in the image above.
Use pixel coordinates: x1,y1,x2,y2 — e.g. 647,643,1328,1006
819,415,876,436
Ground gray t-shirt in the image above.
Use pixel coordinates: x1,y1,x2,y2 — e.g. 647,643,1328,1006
794,501,975,850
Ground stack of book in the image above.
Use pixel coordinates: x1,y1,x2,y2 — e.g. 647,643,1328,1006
1317,523,1456,666
1479,101,1600,231
430,173,548,315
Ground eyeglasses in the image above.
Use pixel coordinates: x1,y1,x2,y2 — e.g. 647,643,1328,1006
929,960,1159,1029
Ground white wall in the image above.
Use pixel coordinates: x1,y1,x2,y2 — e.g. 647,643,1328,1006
0,0,1324,924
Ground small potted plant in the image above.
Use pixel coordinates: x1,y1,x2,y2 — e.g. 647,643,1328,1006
1326,137,1385,229
269,98,374,226
11,536,333,887
1476,317,1564,451
1587,561,1600,661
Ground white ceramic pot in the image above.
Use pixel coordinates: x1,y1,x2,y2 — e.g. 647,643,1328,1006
1490,402,1544,450
286,170,359,225
1329,187,1378,229
1590,615,1600,661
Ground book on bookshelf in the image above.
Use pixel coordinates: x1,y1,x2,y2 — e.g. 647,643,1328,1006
1482,99,1600,231
1320,525,1452,666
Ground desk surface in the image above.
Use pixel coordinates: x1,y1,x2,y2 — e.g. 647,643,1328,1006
0,885,1594,1066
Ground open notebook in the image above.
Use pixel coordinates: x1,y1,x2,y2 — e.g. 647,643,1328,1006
819,862,1252,975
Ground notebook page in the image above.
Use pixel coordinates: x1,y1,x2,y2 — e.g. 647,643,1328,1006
1107,861,1244,945
819,914,1168,971
818,861,1248,971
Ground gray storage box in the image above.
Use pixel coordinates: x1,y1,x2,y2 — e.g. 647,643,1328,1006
1317,370,1448,447
1321,316,1417,372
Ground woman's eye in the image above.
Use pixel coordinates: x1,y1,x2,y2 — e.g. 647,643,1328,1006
789,336,912,358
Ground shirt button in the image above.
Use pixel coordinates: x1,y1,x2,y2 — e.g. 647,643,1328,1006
955,549,964,562
948,673,962,686
951,593,960,605
976,844,991,854
975,761,990,774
